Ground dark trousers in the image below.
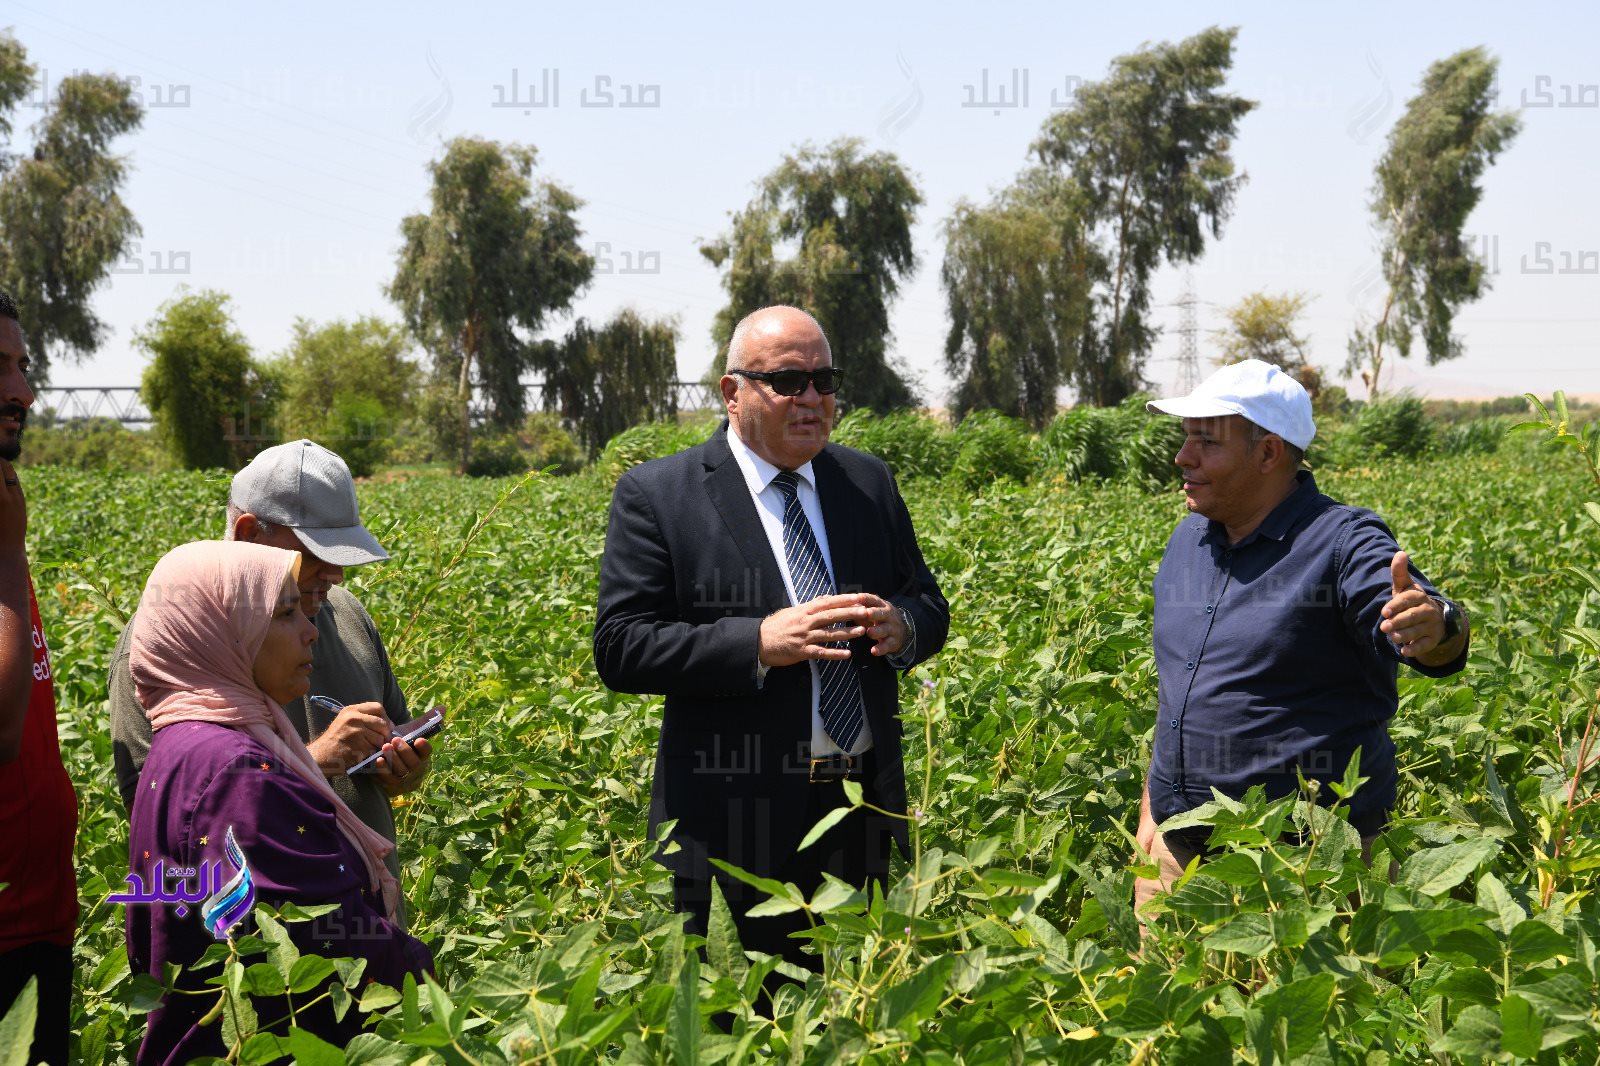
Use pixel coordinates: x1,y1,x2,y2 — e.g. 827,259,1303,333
675,763,894,998
0,941,72,1066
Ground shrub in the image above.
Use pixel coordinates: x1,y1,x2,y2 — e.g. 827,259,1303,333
464,432,529,478
1437,417,1504,456
830,409,955,481
322,396,392,478
595,416,715,483
522,412,585,475
1120,413,1185,489
19,419,169,473
948,410,1038,490
1041,406,1121,482
1353,395,1436,458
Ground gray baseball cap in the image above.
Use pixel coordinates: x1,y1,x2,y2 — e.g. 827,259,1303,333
230,440,389,566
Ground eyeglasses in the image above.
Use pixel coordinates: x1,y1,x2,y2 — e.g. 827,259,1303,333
729,368,844,396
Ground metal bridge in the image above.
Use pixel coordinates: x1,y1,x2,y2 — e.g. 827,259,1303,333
34,382,723,427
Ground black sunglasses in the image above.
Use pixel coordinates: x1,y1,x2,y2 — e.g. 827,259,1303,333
729,367,844,396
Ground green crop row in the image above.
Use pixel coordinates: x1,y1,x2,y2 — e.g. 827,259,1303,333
19,421,1600,1063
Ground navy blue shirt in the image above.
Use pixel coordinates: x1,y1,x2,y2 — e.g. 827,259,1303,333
1148,471,1467,836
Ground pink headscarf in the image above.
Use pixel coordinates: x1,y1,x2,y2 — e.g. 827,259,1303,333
130,540,400,918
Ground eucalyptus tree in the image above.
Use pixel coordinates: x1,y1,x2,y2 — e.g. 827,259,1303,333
700,137,922,411
1346,47,1520,397
941,176,1095,427
1031,26,1255,405
0,32,143,382
389,137,591,471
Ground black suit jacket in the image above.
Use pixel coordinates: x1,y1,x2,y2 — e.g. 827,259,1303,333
593,425,949,881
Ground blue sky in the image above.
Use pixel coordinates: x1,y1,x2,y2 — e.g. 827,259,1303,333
7,0,1598,403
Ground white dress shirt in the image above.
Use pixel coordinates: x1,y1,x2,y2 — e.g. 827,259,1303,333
726,426,873,757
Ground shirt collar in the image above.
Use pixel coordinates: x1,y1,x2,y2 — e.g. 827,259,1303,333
726,424,817,497
1203,469,1320,547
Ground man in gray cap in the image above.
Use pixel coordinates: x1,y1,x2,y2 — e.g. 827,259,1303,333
1133,360,1470,921
110,440,430,913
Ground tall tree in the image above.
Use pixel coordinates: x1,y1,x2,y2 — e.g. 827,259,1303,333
1345,47,1520,397
700,137,922,412
138,290,265,470
941,180,1095,427
389,137,592,471
1031,26,1255,406
0,32,143,383
272,316,421,476
536,309,679,457
1214,290,1321,396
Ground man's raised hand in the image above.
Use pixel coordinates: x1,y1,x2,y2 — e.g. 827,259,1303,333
1379,550,1446,658
759,593,870,668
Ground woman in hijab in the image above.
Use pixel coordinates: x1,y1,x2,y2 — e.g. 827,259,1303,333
126,540,431,1064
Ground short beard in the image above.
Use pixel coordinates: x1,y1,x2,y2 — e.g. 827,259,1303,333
0,433,19,462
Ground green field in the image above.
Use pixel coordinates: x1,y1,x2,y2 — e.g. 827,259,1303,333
30,424,1600,1063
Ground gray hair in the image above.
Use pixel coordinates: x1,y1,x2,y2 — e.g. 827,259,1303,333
725,305,832,385
224,502,279,541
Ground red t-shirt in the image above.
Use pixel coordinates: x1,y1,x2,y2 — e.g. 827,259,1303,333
0,583,79,950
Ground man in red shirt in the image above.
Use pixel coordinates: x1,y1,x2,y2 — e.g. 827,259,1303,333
0,290,77,1066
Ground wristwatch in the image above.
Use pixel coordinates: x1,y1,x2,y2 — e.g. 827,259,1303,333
1435,598,1461,640
892,606,917,663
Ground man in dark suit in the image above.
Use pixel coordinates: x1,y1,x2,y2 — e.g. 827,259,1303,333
594,305,948,981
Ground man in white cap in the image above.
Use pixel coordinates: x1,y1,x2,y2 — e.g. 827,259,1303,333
1133,360,1470,919
110,440,430,915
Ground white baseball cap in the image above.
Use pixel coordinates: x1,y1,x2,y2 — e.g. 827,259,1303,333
1146,359,1316,450
230,440,389,566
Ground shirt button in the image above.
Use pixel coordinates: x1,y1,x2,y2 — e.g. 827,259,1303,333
1205,604,1214,614
1172,784,1180,792
1185,661,1195,671
1170,719,1177,728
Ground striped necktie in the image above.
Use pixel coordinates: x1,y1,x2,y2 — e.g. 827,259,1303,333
771,470,865,752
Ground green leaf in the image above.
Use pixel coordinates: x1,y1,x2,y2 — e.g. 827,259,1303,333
1514,973,1593,1022
1499,994,1543,1059
797,805,852,851
1372,904,1494,967
708,858,803,910
285,1027,346,1066
342,1033,414,1065
841,778,864,806
1398,838,1500,895
0,977,36,1066
1440,1005,1497,1056
808,873,860,915
239,1032,291,1064
1204,913,1275,957
241,961,287,997
1425,966,1498,1007
1507,919,1571,967
358,983,403,1012
666,948,700,1065
877,954,954,1030
254,912,301,983
287,955,339,995
223,980,260,1049
423,974,460,1038
1167,1015,1232,1065
705,879,748,986
1245,972,1337,1064
1475,873,1526,935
